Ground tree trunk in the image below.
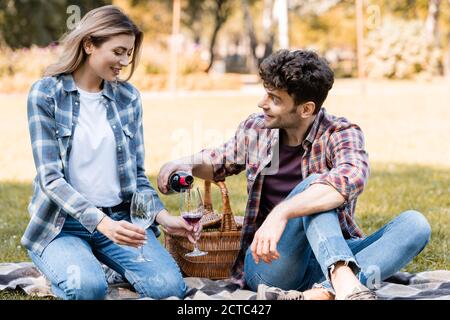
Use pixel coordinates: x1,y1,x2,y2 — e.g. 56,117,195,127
205,23,222,72
205,0,229,73
242,0,259,72
425,0,441,46
447,1,450,77
446,32,450,77
274,0,289,49
261,0,275,62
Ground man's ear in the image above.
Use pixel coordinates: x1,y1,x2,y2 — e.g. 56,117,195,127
298,102,316,118
83,37,94,55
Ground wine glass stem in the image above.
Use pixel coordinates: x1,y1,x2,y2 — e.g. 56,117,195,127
140,245,144,257
193,225,201,252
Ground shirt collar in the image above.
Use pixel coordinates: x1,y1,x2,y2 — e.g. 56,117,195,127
102,80,116,101
61,73,115,101
61,73,77,92
303,107,325,147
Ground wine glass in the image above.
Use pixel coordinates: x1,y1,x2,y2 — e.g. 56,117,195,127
130,191,156,262
180,187,208,257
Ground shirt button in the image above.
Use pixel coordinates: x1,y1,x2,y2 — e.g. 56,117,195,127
118,147,122,151
113,125,116,129
75,101,79,105
56,130,59,134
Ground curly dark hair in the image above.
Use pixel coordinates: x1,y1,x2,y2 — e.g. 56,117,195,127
259,49,334,114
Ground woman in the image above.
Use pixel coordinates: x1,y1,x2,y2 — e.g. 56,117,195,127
21,5,196,300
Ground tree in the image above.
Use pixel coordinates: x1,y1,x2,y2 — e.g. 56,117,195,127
242,0,258,72
447,0,450,77
204,0,234,72
0,0,111,49
425,0,441,46
182,0,204,45
262,0,275,59
242,0,343,69
126,0,173,39
274,0,289,48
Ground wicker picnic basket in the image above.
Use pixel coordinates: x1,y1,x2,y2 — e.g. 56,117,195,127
164,180,242,280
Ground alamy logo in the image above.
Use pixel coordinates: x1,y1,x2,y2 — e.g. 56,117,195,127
66,5,81,31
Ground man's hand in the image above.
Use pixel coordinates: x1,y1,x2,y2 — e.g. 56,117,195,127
250,209,288,264
96,216,147,248
156,210,200,244
157,160,193,194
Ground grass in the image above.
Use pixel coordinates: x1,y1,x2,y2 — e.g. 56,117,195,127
0,163,449,299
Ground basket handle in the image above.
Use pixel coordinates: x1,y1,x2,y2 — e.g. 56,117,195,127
203,180,238,232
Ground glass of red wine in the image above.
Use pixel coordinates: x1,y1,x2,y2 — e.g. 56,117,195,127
180,187,207,257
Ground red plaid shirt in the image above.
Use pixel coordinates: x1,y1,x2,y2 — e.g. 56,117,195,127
201,108,369,287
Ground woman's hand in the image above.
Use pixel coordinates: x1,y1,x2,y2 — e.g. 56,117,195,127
96,216,147,248
156,210,201,244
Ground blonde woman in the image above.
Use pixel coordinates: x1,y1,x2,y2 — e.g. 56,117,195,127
22,5,196,300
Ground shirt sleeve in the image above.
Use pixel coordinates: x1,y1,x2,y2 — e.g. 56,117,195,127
27,80,106,233
200,117,250,181
310,124,370,203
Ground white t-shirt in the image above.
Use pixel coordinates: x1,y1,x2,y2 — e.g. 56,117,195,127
68,87,122,207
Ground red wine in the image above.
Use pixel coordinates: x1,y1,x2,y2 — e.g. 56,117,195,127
182,212,202,225
169,172,194,193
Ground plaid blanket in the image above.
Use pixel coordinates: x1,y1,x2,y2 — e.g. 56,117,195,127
1,262,449,300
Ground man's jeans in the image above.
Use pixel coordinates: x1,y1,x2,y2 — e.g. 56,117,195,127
28,211,186,300
244,174,431,294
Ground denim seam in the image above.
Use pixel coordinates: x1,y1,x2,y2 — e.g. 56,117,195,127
247,272,278,290
324,255,360,283
29,250,63,286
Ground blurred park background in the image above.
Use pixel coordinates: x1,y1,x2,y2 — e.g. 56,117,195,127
0,0,449,299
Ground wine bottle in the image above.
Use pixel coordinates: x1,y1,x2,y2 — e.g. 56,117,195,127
168,171,194,193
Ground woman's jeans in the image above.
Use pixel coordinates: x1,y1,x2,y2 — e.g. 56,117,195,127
28,211,186,300
244,174,432,294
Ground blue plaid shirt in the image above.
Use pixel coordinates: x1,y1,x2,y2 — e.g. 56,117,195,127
22,74,165,256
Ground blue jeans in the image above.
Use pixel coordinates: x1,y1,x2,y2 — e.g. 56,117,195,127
28,211,186,300
244,174,431,294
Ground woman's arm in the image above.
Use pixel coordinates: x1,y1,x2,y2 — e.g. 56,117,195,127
27,80,105,233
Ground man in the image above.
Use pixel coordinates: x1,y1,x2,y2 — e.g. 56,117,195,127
157,50,431,300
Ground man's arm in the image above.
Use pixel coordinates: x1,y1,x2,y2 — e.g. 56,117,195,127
157,117,252,193
309,124,370,204
272,183,345,220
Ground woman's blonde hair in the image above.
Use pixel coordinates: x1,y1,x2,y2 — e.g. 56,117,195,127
45,5,143,81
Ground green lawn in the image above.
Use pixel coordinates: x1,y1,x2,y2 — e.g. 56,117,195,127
0,162,449,299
